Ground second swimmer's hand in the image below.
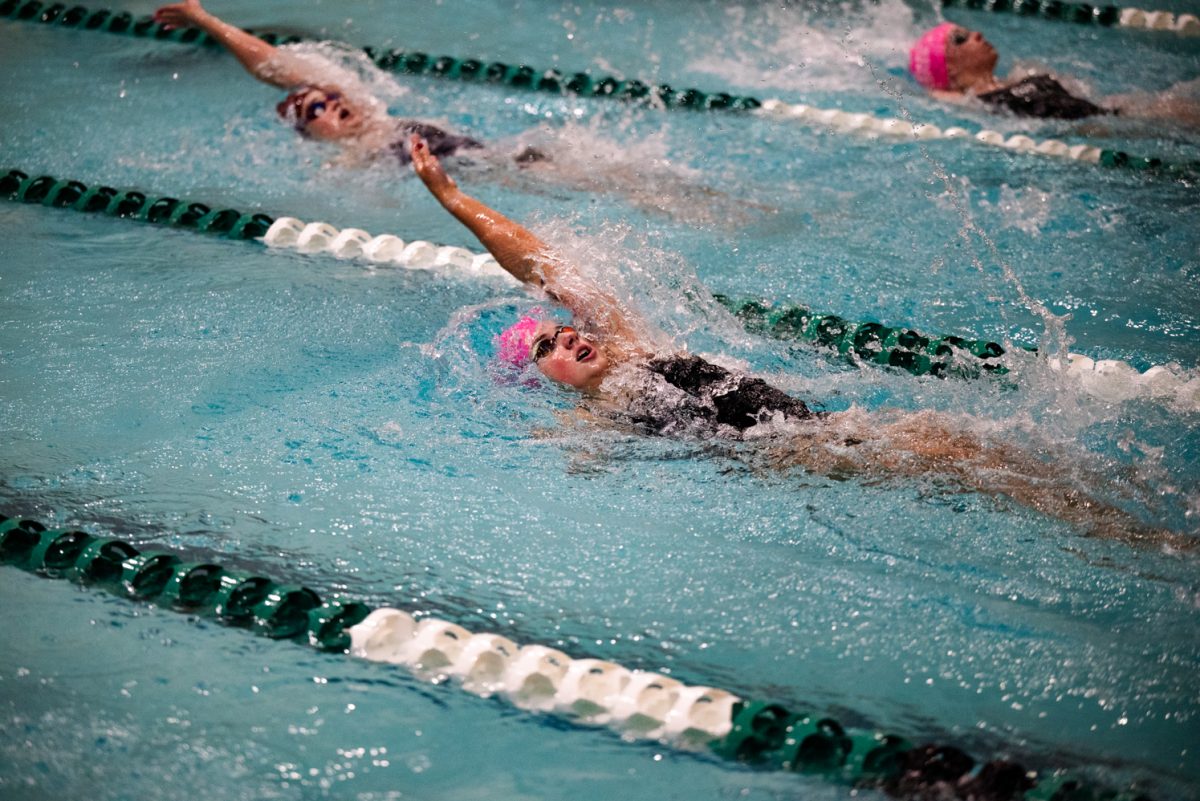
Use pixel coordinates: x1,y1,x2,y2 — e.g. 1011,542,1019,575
153,0,207,29
409,134,459,200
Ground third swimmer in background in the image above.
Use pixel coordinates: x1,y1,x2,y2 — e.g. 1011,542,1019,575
909,22,1199,126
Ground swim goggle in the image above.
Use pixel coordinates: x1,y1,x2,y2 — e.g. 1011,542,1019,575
276,90,343,130
530,325,580,362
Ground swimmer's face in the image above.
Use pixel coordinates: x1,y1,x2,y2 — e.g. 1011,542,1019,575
529,321,610,392
945,27,998,89
277,88,362,140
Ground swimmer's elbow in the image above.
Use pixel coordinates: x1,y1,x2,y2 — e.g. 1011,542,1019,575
256,52,317,89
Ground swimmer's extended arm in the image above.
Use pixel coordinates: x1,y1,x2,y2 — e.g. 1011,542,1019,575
1106,88,1200,129
409,134,643,344
153,0,313,89
410,136,554,286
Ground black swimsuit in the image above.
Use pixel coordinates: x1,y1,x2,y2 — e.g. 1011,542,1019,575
390,120,485,165
620,354,817,439
978,75,1109,120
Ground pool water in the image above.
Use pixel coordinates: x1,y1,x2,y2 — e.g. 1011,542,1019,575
1,1,1198,799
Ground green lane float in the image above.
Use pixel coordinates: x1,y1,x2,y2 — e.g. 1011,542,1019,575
714,294,1011,379
716,293,1198,405
161,561,226,608
2,2,1194,176
358,47,760,111
120,552,182,599
0,513,1156,800
0,0,757,112
0,0,295,45
0,169,273,239
4,166,1197,407
939,0,1200,33
71,537,138,583
26,528,95,577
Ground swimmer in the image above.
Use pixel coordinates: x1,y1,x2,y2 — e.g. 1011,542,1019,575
908,23,1200,126
153,0,484,164
152,0,765,225
409,132,1191,550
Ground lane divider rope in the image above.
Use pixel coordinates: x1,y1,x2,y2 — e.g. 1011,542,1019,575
260,215,508,278
0,513,1155,801
940,0,1200,33
2,1,1195,176
716,294,1014,379
716,295,1200,407
0,169,276,237
0,168,506,278
4,167,1196,409
751,99,1195,173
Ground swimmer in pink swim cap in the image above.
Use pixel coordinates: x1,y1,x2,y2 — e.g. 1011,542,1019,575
909,23,961,94
909,22,1107,119
908,22,1199,125
409,132,1187,549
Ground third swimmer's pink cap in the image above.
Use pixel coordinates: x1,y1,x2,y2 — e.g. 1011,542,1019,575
909,23,955,91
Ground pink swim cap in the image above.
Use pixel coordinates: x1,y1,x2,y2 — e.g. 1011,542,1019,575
909,23,955,91
495,314,542,367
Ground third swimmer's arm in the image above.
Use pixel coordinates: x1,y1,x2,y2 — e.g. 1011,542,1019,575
154,0,318,89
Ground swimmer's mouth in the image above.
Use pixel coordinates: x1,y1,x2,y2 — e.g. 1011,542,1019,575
576,346,594,362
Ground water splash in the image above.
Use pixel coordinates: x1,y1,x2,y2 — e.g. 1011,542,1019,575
466,115,771,228
978,185,1055,236
529,214,740,351
686,0,921,95
277,40,408,122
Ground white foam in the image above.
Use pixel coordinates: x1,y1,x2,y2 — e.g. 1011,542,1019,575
686,0,919,95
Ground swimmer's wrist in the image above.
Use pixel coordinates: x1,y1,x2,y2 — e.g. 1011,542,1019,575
186,11,212,31
192,9,228,34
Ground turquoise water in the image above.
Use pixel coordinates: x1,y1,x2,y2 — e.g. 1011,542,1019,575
1,1,1198,799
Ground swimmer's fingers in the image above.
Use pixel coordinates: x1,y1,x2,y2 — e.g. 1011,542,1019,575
410,134,458,197
153,0,204,28
151,7,180,27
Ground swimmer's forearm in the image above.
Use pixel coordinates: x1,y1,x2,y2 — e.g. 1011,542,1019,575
435,189,556,288
411,136,566,292
440,190,639,339
187,10,301,88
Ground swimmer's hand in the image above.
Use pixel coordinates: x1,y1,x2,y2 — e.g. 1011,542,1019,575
410,134,459,202
153,0,206,29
